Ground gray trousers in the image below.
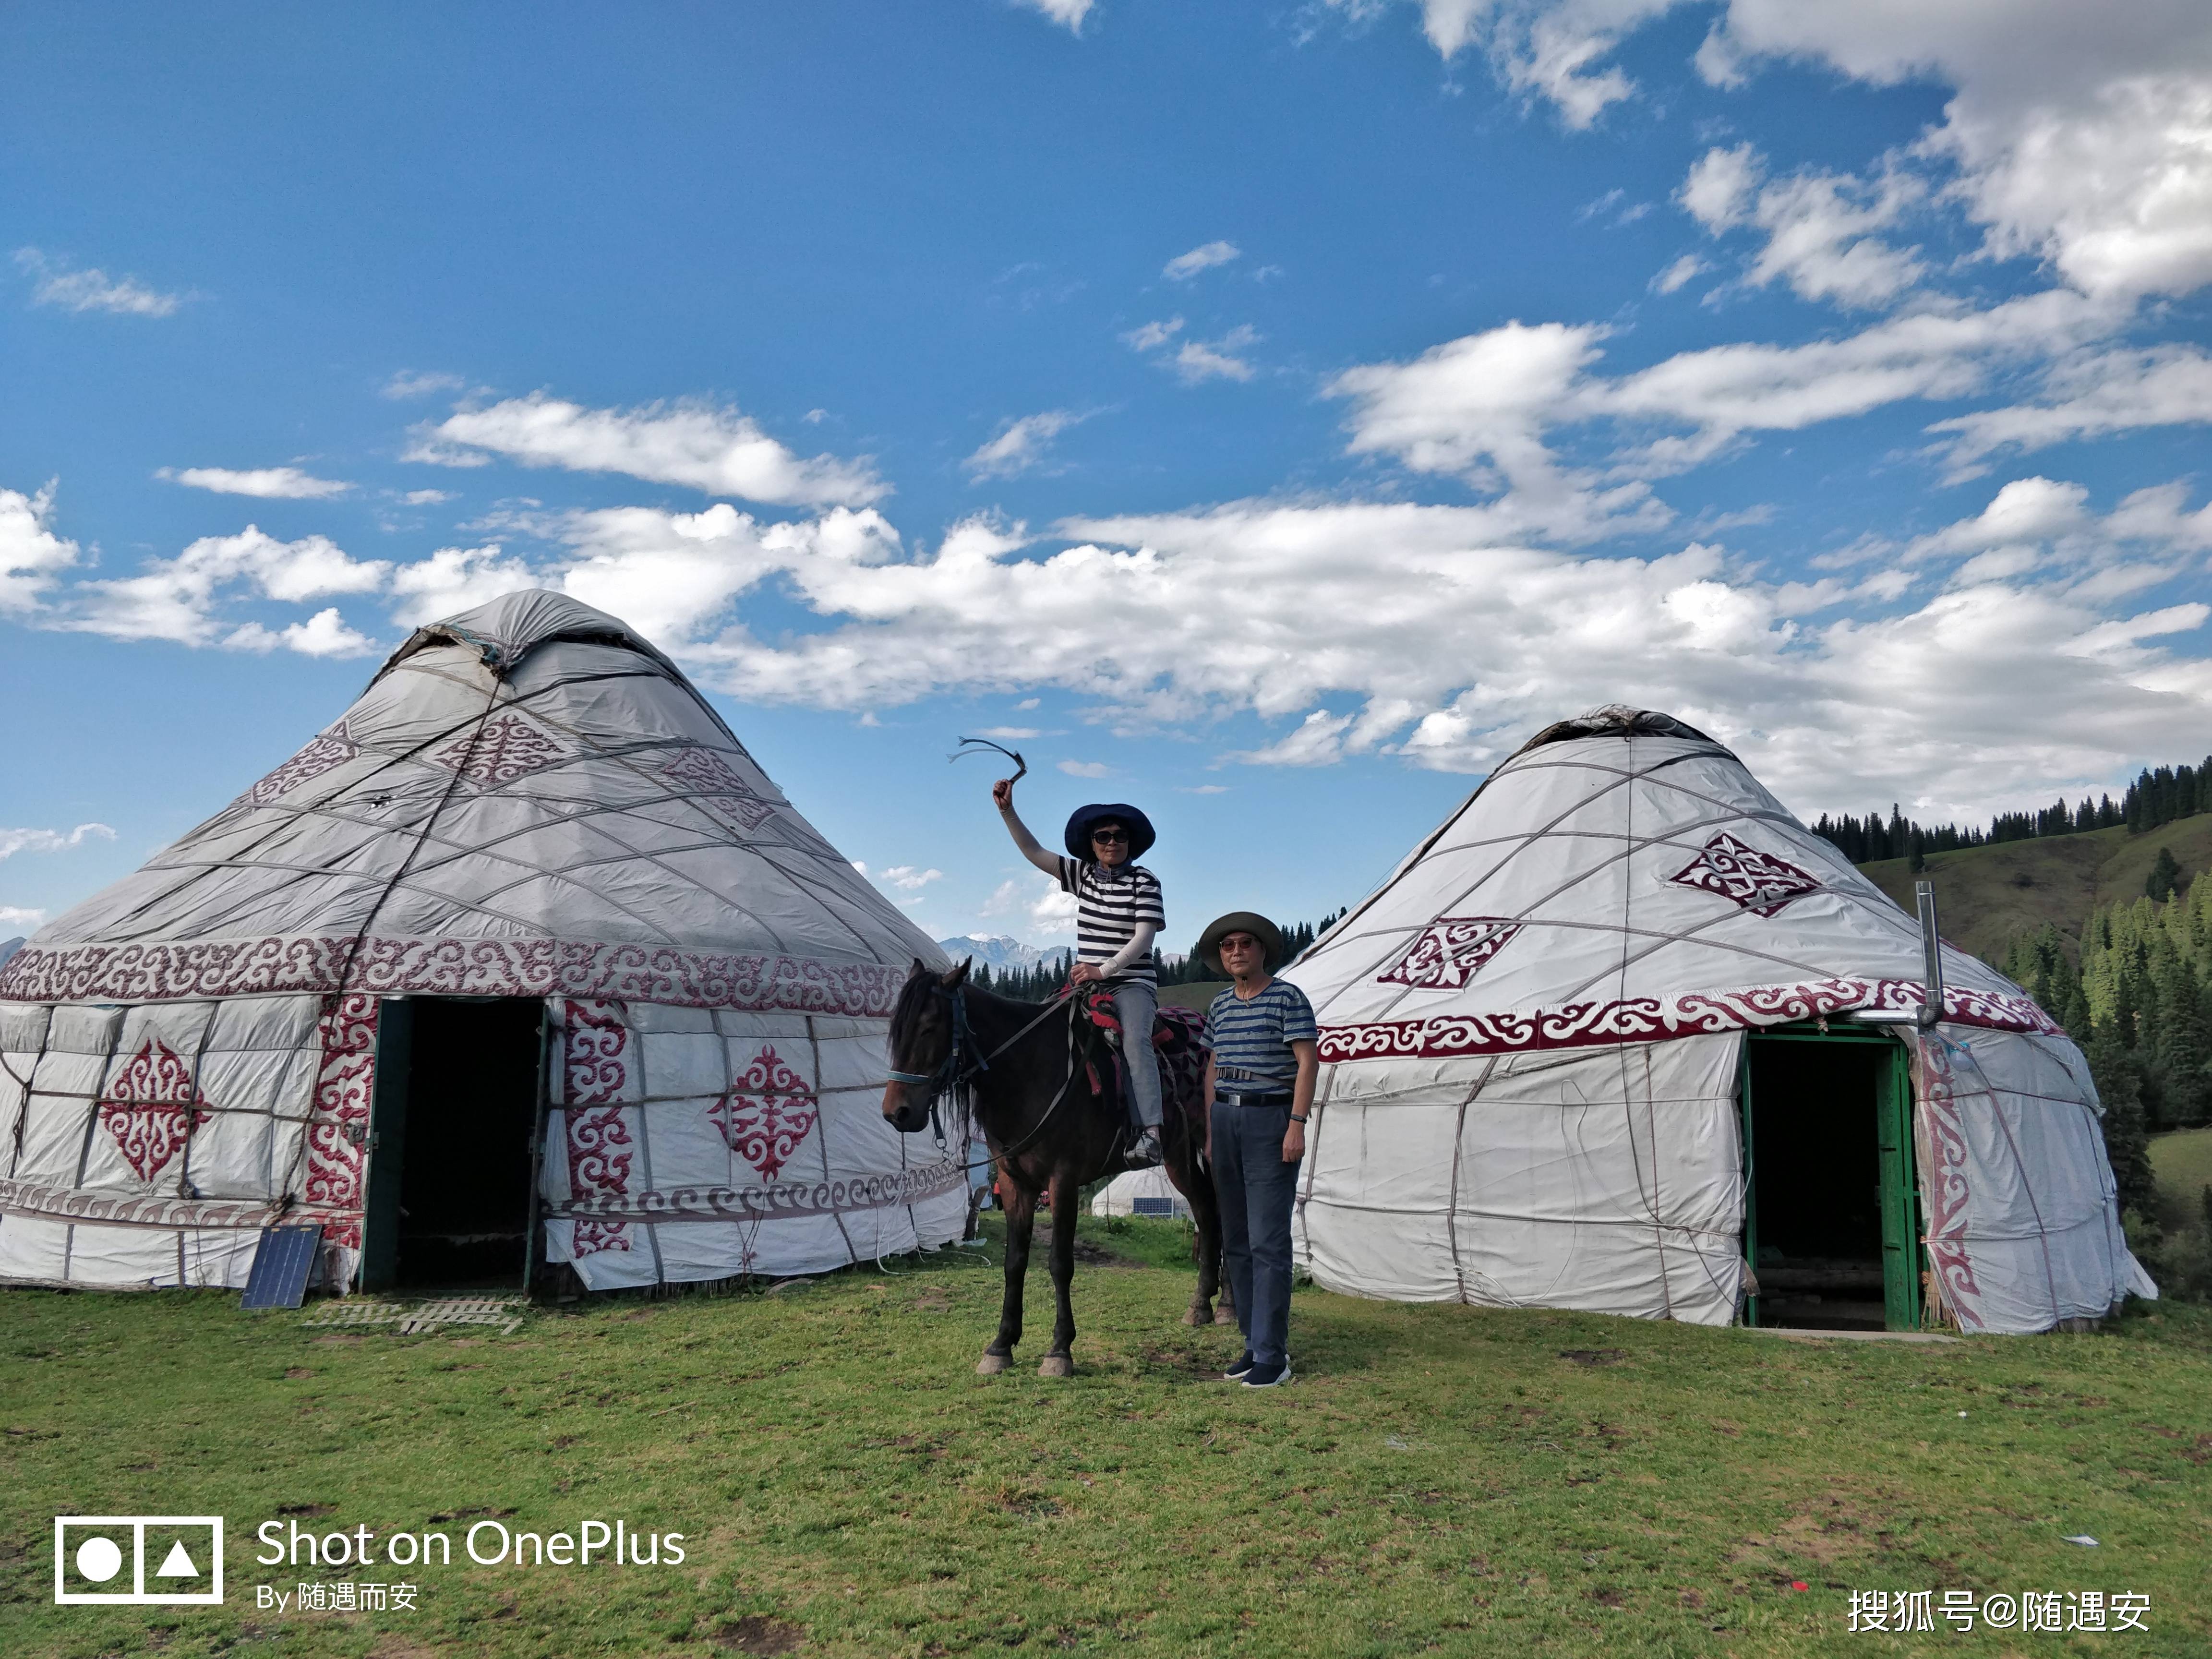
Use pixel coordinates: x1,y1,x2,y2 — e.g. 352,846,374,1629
1111,980,1163,1130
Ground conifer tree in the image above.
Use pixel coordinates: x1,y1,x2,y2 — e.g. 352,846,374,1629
2086,1023,2157,1220
2147,845,2182,902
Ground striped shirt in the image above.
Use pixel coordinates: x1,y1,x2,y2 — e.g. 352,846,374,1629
1056,856,1165,985
1206,978,1318,1089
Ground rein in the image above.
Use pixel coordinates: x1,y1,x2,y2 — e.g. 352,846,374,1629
887,983,1099,1172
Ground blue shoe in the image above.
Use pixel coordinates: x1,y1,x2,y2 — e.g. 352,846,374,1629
1242,1357,1291,1388
1224,1350,1254,1380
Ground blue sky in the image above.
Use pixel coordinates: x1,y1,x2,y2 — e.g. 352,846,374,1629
6,0,2212,951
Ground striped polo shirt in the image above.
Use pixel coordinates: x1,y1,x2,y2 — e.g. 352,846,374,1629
1056,856,1165,985
1206,977,1318,1089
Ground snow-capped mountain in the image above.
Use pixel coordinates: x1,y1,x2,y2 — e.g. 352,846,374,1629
936,934,1072,973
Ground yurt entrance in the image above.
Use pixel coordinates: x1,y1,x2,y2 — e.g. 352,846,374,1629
360,998,549,1291
1739,1028,1922,1331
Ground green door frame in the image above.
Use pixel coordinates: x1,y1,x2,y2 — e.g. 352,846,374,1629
1738,1026,1923,1331
358,997,414,1294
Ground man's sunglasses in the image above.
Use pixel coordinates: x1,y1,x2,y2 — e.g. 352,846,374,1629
1090,828,1130,844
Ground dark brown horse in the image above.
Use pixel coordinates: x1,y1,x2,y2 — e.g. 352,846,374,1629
881,961,1232,1377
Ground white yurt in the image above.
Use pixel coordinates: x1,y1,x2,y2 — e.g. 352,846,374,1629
0,592,962,1294
1283,709,2153,1335
1090,1166,1193,1220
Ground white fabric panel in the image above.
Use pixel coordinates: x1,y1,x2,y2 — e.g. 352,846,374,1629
1297,1034,1744,1324
1910,1028,2145,1333
0,1213,72,1282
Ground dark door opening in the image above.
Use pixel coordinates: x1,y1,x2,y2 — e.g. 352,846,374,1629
1741,1032,1920,1331
382,998,544,1289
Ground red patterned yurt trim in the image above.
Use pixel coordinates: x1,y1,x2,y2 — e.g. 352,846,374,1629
96,1039,213,1181
0,1178,278,1231
1665,831,1823,917
233,721,359,808
709,1046,819,1180
302,994,378,1250
1318,977,2059,1062
546,1157,965,1224
0,937,906,1016
561,1000,633,1257
1907,1033,1985,1331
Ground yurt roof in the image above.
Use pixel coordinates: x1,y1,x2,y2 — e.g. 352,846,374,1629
1285,707,2055,1063
0,590,943,1016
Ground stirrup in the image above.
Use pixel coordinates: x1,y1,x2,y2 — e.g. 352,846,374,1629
1122,1127,1164,1169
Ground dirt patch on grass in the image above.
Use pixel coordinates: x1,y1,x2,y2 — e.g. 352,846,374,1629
1137,1342,1227,1380
1557,1348,1626,1366
712,1613,805,1653
283,1367,316,1379
1070,1240,1123,1265
275,1502,336,1518
1732,1489,1890,1569
912,1288,953,1312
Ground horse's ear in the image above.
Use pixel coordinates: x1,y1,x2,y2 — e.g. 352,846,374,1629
941,959,971,988
909,958,929,980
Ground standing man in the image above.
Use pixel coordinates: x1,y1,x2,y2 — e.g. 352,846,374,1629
1196,911,1318,1388
992,776,1167,1167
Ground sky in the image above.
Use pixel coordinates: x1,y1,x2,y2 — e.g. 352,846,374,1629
6,0,2212,954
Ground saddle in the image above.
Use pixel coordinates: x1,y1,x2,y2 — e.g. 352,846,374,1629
1079,992,1208,1131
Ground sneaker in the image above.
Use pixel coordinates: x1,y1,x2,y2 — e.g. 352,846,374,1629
1123,1127,1164,1169
1224,1350,1255,1381
1242,1357,1292,1388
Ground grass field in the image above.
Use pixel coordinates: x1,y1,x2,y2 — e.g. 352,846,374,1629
1857,814,2212,964
4,1219,2210,1659
2148,1127,2212,1232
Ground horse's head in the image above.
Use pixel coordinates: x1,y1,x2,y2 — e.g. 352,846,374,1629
882,958,972,1133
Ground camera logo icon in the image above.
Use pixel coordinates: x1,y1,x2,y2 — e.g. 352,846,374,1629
54,1517,224,1605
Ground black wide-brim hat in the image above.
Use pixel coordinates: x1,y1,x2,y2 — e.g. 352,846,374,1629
1063,803,1156,861
1197,911,1284,975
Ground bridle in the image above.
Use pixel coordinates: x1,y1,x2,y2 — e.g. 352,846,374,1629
885,981,1094,1164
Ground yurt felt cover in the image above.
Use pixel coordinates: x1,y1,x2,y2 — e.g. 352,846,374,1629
0,591,961,1289
1282,709,2147,1332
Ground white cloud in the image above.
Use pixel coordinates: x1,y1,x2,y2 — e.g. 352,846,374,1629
1323,291,2113,535
158,466,353,500
1700,1,2212,301
1925,344,2212,472
1679,144,1925,309
964,409,1092,481
1650,254,1710,295
68,527,390,649
1173,325,1261,385
1164,240,1242,280
386,544,539,626
14,248,188,316
0,482,82,614
400,489,456,506
383,370,466,399
1057,759,1111,777
223,607,381,658
0,906,45,932
531,483,2212,821
1010,0,1093,33
407,393,888,507
1127,315,1261,382
0,822,116,861
973,726,1043,739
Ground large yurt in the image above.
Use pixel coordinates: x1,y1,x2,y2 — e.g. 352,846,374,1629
0,592,962,1294
1284,709,2154,1335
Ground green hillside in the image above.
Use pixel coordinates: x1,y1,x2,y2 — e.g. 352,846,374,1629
1856,811,2212,963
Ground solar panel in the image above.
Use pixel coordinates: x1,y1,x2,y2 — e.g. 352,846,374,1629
1131,1195,1178,1217
241,1224,324,1310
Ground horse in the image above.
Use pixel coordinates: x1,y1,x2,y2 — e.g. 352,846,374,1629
881,960,1233,1377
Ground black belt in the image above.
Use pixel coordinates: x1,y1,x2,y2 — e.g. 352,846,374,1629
1216,1089,1292,1107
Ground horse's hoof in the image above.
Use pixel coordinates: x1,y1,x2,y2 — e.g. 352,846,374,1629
976,1352,1011,1375
1181,1306,1207,1327
1038,1354,1074,1378
1213,1308,1238,1326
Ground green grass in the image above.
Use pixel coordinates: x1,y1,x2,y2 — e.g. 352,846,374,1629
1856,813,2212,964
2149,1127,2212,1232
4,1219,2210,1658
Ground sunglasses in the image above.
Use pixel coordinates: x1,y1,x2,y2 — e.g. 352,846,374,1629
1091,828,1129,844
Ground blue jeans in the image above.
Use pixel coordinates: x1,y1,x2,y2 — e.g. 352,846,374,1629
1113,981,1162,1130
1211,1100,1299,1367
